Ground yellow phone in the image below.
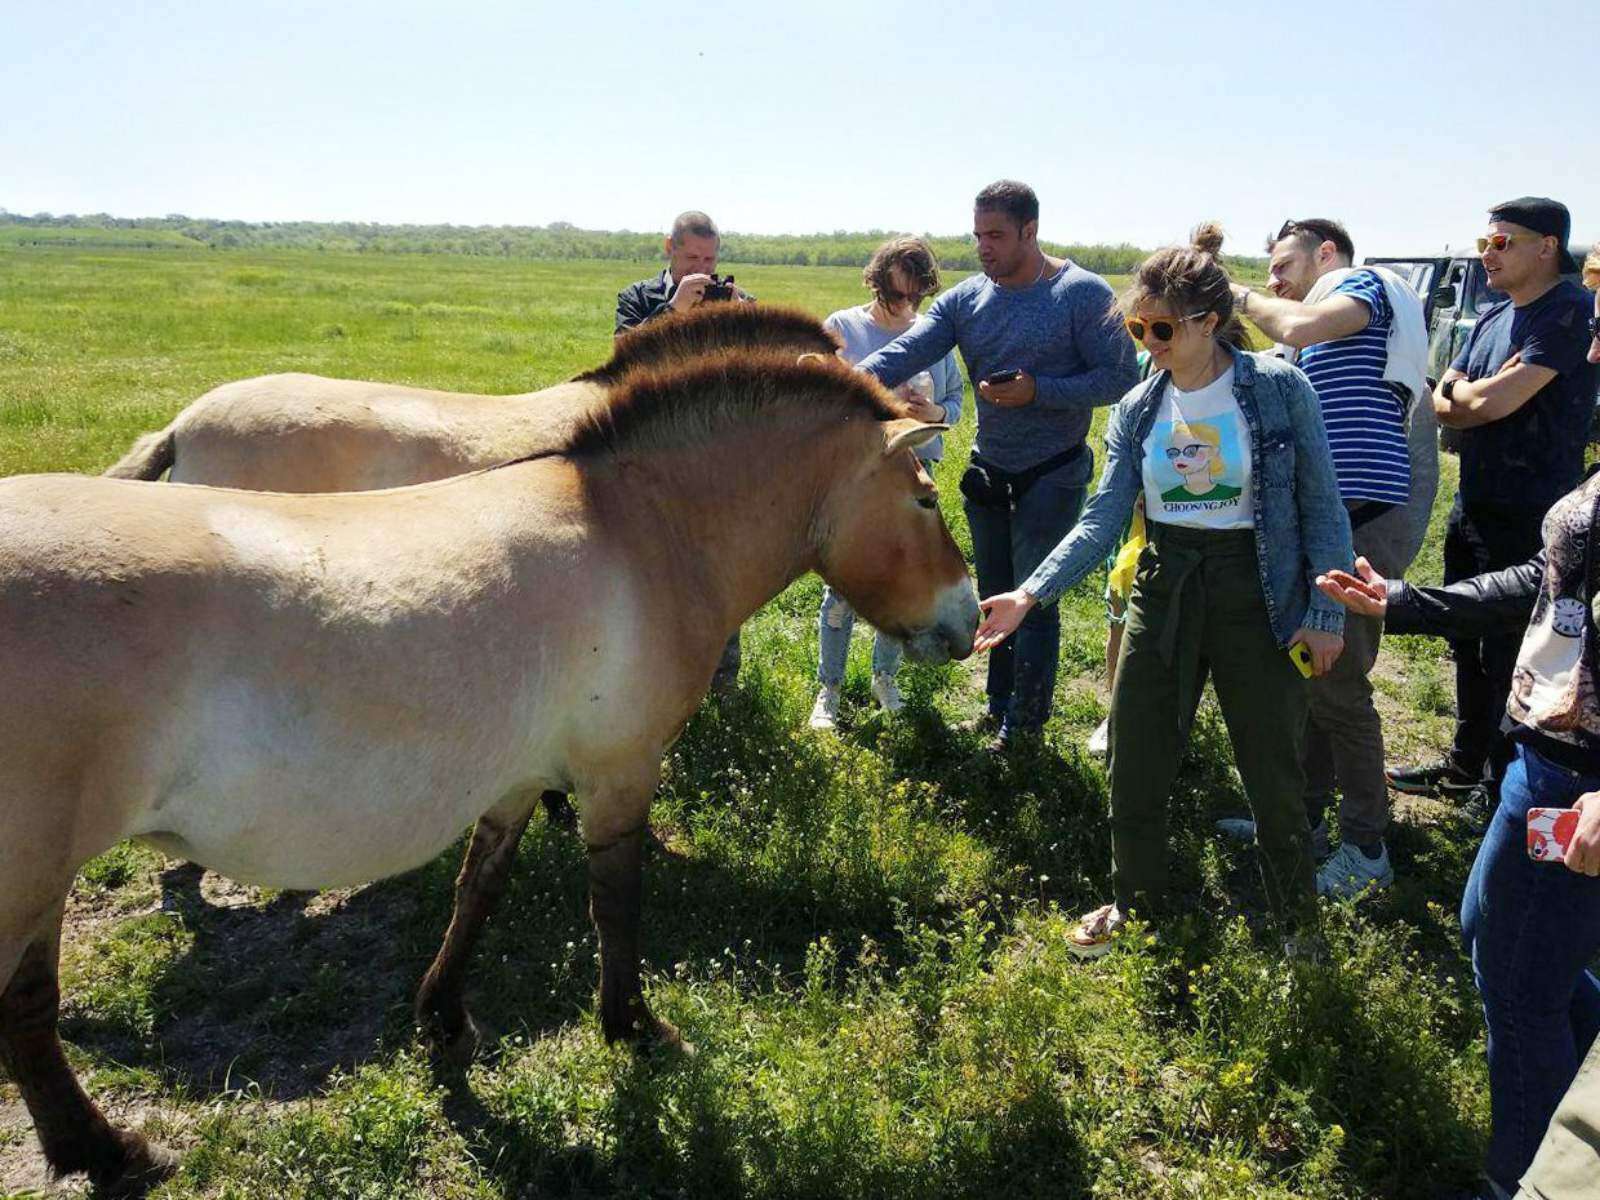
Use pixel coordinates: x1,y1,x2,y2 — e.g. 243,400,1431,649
1288,642,1315,678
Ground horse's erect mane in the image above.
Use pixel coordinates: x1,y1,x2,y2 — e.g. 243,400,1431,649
552,348,909,460
573,304,841,383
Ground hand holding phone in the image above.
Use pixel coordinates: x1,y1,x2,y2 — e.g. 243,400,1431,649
1288,641,1315,678
979,369,1033,409
1528,807,1580,863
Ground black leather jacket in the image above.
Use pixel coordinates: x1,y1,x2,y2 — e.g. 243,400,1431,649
1385,555,1545,640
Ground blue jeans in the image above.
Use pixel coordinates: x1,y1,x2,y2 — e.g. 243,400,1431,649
817,587,903,685
1461,743,1600,1192
963,456,1088,734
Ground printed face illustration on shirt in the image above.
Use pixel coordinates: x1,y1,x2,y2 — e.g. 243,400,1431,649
1165,431,1220,494
1157,421,1243,505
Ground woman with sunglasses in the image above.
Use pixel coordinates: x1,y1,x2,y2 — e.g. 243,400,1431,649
808,236,963,729
974,224,1353,955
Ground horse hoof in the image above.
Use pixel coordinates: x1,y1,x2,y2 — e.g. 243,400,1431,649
96,1135,180,1199
425,1012,482,1068
606,1014,693,1057
652,1017,695,1057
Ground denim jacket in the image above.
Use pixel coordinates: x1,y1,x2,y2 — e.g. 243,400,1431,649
1022,347,1354,644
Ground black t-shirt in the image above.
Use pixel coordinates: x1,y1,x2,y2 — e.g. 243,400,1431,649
1453,279,1598,511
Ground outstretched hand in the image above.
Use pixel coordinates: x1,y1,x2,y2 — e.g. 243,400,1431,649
975,589,1037,653
1315,556,1390,619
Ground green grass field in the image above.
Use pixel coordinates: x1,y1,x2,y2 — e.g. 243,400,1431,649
0,243,1477,1200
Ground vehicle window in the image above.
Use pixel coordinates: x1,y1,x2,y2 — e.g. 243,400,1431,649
1368,260,1434,295
1464,261,1502,315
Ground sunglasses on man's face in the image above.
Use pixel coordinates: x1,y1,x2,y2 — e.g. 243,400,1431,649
1476,233,1543,254
1125,312,1209,344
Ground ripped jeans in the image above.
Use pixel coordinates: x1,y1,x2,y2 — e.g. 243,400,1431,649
817,587,902,685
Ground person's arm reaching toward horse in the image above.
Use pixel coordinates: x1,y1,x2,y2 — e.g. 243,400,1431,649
974,398,1142,651
856,293,960,390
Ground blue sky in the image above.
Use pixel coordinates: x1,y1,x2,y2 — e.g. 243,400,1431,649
5,0,1597,257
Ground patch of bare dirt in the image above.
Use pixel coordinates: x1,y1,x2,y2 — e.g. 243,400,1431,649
53,857,437,1094
0,1093,184,1198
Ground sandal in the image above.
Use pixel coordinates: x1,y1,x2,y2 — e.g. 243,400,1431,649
1066,902,1128,959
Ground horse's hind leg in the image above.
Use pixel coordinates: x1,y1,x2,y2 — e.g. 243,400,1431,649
587,809,687,1052
541,789,577,832
415,791,540,1063
1,908,177,1197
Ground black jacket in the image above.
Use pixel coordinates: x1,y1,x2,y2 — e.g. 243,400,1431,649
614,274,756,334
614,273,674,334
1385,555,1544,640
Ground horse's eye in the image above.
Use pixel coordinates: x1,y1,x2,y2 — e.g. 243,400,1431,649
916,495,937,510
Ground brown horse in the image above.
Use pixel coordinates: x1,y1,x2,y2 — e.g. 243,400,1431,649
0,349,976,1195
105,304,841,488
104,305,843,831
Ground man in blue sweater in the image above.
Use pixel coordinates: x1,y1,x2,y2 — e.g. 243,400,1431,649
858,180,1138,750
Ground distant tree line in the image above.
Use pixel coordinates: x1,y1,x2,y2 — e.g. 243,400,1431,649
0,210,1265,274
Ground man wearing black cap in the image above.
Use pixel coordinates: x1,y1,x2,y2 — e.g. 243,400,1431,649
1387,198,1599,823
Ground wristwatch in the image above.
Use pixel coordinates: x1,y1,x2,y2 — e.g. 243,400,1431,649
1441,378,1458,402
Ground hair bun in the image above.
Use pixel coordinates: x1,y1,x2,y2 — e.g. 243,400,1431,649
1190,222,1226,257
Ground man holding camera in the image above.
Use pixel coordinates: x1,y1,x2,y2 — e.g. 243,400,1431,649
857,180,1138,752
614,210,749,334
614,209,751,695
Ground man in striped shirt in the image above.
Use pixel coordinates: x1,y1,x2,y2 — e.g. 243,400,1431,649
1227,218,1424,899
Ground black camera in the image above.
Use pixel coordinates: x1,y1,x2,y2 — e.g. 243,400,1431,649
701,274,736,302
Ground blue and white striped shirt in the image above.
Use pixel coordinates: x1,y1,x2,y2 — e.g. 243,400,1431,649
1296,269,1410,506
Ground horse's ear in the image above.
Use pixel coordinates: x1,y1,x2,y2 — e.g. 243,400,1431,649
883,419,948,459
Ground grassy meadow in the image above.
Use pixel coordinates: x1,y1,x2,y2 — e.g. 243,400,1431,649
0,242,1480,1199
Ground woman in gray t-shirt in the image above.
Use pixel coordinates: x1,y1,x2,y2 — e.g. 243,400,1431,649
809,237,963,731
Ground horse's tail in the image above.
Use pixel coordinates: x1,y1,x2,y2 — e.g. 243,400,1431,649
103,428,176,480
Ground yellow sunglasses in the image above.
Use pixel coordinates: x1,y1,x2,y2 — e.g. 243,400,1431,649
1125,311,1209,344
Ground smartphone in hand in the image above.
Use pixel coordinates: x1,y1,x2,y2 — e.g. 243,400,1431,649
1528,807,1579,863
1288,642,1315,678
983,369,1023,386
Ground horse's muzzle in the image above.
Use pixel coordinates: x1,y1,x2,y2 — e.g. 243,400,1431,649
902,582,978,664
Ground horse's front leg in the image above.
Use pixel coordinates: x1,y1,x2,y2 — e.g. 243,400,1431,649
586,811,687,1051
2,908,178,1197
414,791,539,1063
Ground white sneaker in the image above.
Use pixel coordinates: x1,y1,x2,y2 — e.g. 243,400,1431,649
809,684,841,730
1086,718,1110,757
1315,840,1394,900
870,673,904,714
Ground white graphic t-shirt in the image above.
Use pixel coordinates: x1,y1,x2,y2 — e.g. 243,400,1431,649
1140,366,1254,530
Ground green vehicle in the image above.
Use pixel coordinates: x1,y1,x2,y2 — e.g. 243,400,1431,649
1365,247,1599,441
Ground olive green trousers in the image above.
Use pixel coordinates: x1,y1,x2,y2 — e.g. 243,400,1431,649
1106,522,1316,925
